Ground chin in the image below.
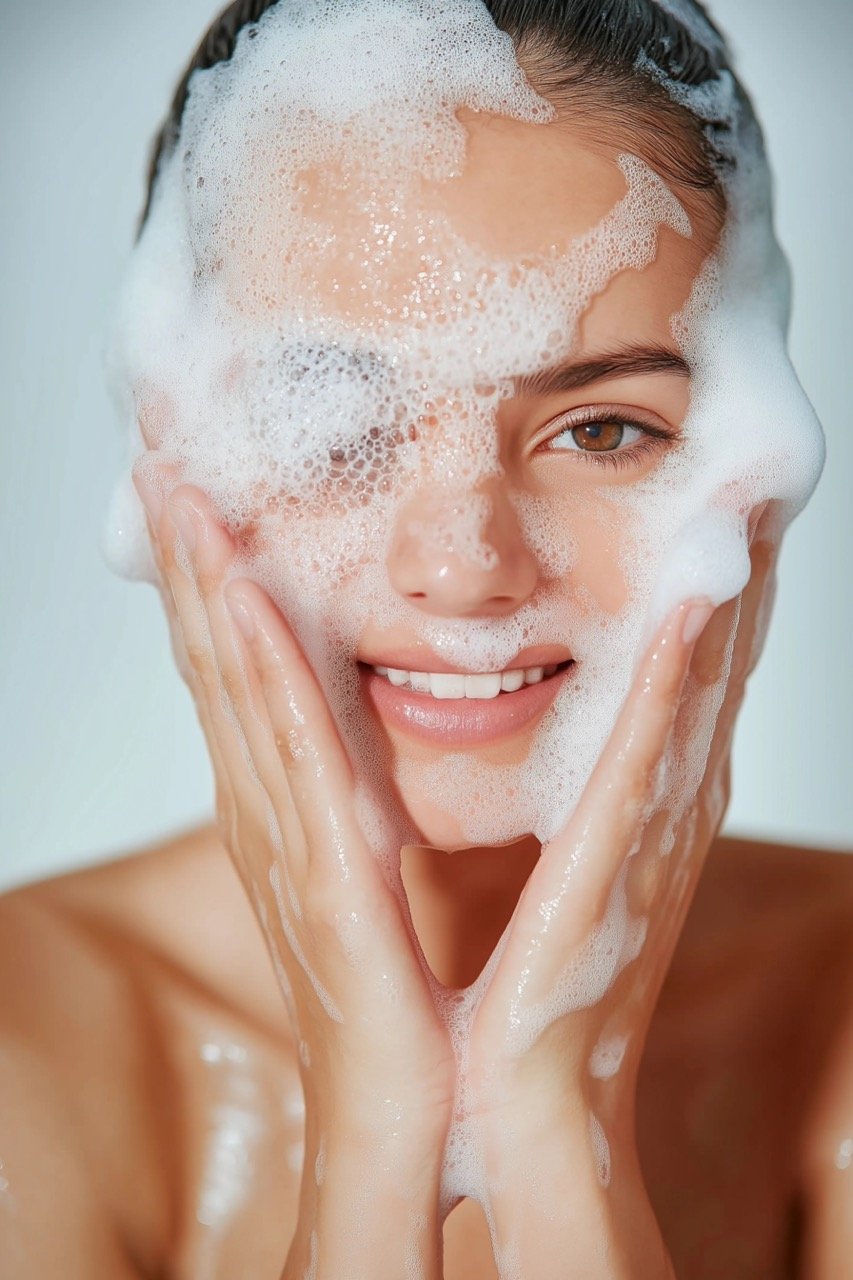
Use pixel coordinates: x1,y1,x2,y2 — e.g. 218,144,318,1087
403,799,470,853
397,788,528,853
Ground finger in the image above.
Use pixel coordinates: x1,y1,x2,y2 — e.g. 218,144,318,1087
166,486,310,877
223,577,385,894
132,463,263,834
223,576,419,989
520,598,713,936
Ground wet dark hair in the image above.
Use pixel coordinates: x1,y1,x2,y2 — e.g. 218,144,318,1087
141,0,753,239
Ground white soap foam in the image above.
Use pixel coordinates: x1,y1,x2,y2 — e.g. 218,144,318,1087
500,860,647,1058
589,1112,612,1188
589,1033,630,1080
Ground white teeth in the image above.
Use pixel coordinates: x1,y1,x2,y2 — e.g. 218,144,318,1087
371,662,566,698
429,672,467,699
464,672,502,700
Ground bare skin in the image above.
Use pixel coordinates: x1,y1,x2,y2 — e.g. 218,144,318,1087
0,825,850,1279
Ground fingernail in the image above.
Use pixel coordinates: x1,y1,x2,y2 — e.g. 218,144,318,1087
226,592,256,643
682,603,714,646
133,472,163,523
168,498,197,554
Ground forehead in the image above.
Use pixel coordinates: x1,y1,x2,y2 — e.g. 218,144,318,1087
205,107,712,363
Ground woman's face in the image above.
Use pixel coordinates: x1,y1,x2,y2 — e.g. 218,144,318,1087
155,110,720,851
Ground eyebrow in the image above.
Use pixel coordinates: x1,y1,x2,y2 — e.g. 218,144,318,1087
515,343,690,398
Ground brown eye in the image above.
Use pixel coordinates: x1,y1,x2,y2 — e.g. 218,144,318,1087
570,421,625,452
547,417,645,455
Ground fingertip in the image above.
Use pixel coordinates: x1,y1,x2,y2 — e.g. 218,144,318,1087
169,485,237,572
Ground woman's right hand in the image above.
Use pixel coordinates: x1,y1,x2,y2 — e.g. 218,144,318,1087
133,459,453,1277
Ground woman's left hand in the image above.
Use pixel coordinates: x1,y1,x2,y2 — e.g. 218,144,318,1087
463,600,712,1133
455,525,778,1276
466,532,777,1135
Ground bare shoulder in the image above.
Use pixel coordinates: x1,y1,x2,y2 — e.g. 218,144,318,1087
699,836,853,1272
669,832,853,997
0,845,186,1275
684,832,853,1029
0,826,292,1277
0,829,235,1276
695,833,853,933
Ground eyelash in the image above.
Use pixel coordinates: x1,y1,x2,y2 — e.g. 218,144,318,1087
539,405,680,472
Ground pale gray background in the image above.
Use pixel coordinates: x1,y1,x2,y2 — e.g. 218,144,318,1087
1,0,850,892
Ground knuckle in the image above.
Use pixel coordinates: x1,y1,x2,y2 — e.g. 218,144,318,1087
220,665,245,707
186,645,220,699
304,877,342,932
194,564,219,600
274,726,307,770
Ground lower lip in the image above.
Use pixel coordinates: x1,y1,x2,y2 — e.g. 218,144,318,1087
362,664,573,748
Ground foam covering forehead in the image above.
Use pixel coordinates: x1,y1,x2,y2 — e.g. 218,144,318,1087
105,0,824,848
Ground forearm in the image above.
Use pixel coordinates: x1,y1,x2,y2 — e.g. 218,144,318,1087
283,1118,446,1280
480,1101,674,1280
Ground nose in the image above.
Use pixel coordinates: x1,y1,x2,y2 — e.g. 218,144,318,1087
387,480,540,617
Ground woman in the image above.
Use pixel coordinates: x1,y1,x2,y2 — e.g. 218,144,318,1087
0,2,850,1278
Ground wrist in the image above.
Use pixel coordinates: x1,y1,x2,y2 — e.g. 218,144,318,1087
477,1103,673,1280
284,1114,447,1280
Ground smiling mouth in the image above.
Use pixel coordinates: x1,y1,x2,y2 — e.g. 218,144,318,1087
368,661,571,700
360,658,575,748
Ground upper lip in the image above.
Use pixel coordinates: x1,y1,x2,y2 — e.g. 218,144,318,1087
357,644,574,674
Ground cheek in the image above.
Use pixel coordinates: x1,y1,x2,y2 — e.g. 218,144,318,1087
552,493,635,616
235,500,394,603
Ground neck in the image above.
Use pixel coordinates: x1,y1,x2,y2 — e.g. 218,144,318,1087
400,836,541,988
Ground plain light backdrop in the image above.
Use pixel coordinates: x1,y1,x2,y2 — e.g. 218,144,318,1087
1,0,850,891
